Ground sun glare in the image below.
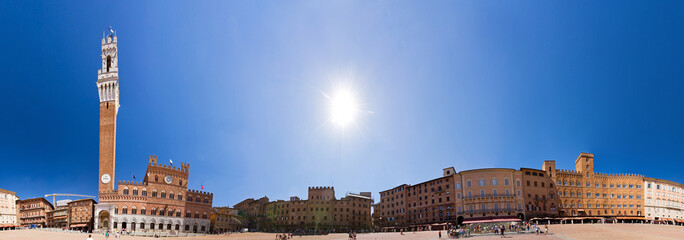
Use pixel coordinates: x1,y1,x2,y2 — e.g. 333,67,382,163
329,86,359,128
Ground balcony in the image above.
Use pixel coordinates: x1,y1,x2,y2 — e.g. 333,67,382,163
462,194,515,202
458,208,523,215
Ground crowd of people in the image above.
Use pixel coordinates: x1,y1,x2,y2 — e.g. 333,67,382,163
274,233,292,239
437,221,551,238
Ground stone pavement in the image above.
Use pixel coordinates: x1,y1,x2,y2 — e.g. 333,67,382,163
2,224,684,240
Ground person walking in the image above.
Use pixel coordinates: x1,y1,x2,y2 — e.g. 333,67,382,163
500,227,505,238
105,232,109,239
86,234,94,240
545,225,549,235
438,230,442,239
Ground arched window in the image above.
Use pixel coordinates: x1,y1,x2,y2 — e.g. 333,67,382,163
159,208,165,216
123,187,129,195
152,189,158,198
106,56,112,72
141,206,146,215
176,209,181,217
177,194,183,201
142,188,147,196
132,206,137,214
133,187,138,196
151,207,157,215
122,206,128,214
194,211,199,218
186,211,191,218
170,191,175,200
204,198,209,204
161,190,166,198
202,212,208,219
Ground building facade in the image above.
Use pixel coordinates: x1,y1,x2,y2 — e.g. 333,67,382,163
233,197,270,231
17,197,54,228
377,168,533,230
376,152,670,229
644,177,684,224
455,168,527,224
211,207,247,233
68,199,96,232
93,32,213,234
0,189,19,228
546,153,645,219
521,168,560,219
46,205,69,229
234,187,372,233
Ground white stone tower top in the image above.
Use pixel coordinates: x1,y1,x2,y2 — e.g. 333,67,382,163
97,28,120,111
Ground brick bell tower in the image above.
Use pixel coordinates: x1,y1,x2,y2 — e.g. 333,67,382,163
97,29,119,194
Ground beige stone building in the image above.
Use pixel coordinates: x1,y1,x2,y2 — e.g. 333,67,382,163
455,168,527,224
17,197,54,228
92,32,213,234
235,187,372,233
644,177,684,224
0,188,19,229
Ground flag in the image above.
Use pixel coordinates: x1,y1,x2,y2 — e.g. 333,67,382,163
132,174,136,180
170,158,173,166
201,185,204,190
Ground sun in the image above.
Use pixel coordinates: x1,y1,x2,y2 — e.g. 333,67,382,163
329,86,359,128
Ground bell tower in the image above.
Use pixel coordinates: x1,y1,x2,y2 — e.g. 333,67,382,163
97,29,119,193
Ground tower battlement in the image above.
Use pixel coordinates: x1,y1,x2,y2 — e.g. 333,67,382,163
308,186,334,190
147,155,190,173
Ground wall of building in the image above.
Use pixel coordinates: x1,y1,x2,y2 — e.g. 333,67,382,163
455,169,525,221
235,187,372,232
17,198,54,227
0,189,18,225
644,178,684,222
550,153,645,217
521,168,560,218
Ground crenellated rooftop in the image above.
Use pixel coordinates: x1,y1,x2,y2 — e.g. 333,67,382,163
147,155,190,173
187,189,213,196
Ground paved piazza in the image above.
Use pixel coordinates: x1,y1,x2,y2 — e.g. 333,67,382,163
2,224,684,240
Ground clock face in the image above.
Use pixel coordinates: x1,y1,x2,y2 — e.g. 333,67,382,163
101,174,111,184
164,175,173,184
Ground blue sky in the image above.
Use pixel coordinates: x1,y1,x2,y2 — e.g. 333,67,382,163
1,1,683,207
